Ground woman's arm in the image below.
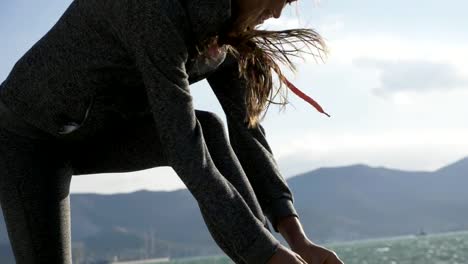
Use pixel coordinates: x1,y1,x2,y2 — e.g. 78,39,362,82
207,54,345,263
206,53,299,233
109,2,281,262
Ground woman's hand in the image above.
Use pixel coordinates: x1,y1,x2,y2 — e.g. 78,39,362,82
267,244,308,264
290,238,344,264
277,216,345,264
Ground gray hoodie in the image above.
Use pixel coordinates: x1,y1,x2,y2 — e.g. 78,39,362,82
0,0,299,262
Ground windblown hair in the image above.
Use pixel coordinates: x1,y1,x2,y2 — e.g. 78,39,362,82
198,25,328,129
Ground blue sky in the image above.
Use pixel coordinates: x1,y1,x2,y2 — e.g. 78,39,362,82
1,0,467,193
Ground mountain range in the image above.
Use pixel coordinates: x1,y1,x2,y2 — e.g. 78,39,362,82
1,156,467,261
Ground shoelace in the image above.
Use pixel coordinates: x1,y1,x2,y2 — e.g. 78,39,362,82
272,64,330,117
283,77,330,117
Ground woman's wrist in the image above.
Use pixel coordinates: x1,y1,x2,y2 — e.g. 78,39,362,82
276,215,309,249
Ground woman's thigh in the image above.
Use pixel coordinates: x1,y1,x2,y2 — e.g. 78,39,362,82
0,127,74,263
67,113,169,175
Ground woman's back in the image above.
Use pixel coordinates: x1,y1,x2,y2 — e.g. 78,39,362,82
0,0,212,138
1,0,138,136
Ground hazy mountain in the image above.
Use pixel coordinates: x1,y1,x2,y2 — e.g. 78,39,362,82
288,157,468,241
1,156,467,261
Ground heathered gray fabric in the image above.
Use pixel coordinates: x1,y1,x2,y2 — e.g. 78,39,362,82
207,54,299,234
0,108,273,263
0,0,299,262
0,125,74,263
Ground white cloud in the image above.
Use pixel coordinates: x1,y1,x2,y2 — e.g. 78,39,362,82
275,128,468,177
71,167,184,194
353,58,468,95
315,34,468,70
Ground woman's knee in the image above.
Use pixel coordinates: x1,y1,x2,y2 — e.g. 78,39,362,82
195,110,225,131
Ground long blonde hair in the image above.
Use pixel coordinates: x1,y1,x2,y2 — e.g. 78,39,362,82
198,17,329,128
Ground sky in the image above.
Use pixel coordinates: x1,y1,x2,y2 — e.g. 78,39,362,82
1,0,467,194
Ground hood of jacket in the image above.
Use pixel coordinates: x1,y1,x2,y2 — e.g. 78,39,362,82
180,0,233,46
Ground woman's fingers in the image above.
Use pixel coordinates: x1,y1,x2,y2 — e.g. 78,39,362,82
324,251,344,264
267,244,310,264
292,250,309,264
297,254,309,264
293,252,308,264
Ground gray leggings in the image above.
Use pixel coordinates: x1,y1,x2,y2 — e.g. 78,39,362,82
0,102,270,263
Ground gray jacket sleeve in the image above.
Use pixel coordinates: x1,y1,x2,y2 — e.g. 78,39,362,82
110,2,280,263
207,53,299,233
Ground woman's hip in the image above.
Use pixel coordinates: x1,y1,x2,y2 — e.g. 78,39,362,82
0,97,52,140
